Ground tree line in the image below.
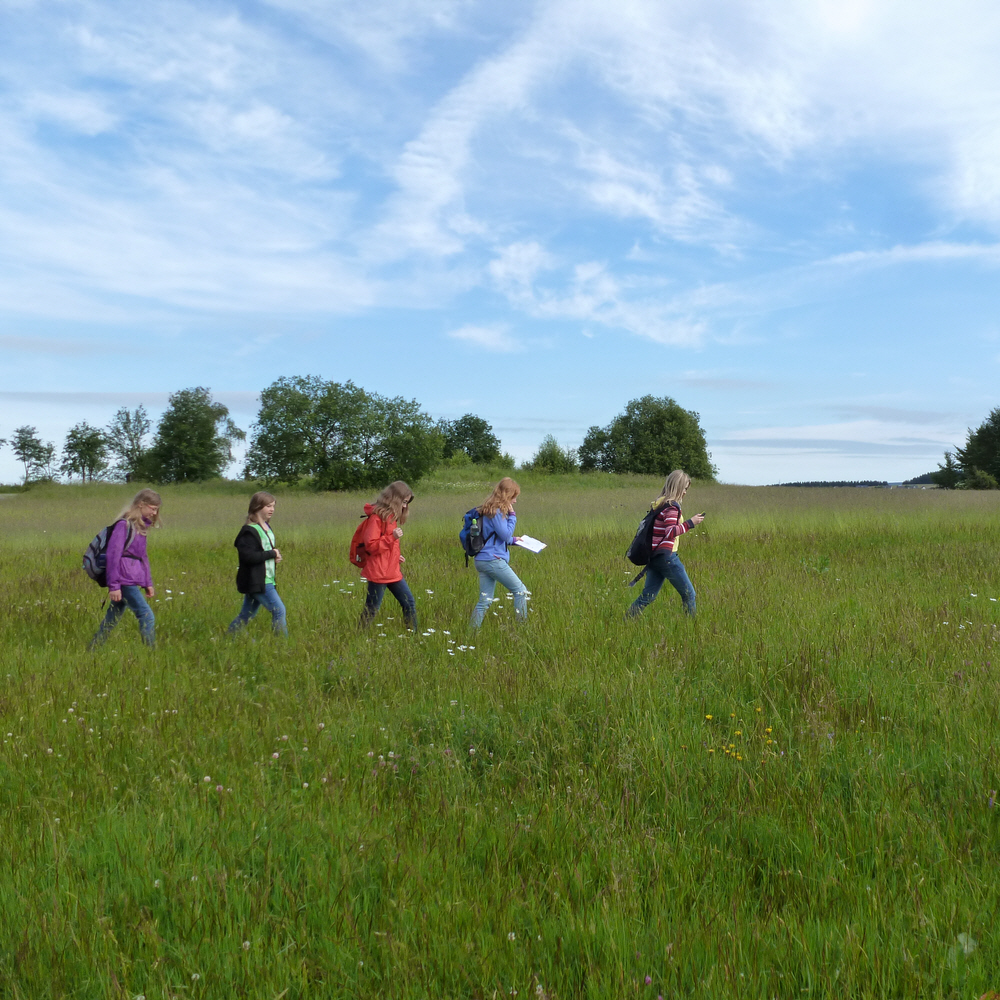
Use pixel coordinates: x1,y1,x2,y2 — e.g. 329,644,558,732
0,379,715,488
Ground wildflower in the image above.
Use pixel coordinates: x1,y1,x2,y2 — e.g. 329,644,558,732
191,974,200,981
318,723,324,730
203,776,211,783
242,941,251,951
734,730,742,736
302,782,309,789
765,727,772,733
705,714,712,721
154,879,161,888
216,785,223,793
272,753,279,759
508,932,516,941
469,747,476,755
281,735,288,741
645,976,652,985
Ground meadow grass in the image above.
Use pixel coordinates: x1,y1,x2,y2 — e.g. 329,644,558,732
1,479,999,999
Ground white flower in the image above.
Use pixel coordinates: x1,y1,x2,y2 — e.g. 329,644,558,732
508,932,516,941
203,776,211,783
272,752,279,759
242,940,251,951
302,782,309,789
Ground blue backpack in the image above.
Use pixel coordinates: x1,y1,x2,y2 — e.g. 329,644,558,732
82,519,136,587
459,507,494,567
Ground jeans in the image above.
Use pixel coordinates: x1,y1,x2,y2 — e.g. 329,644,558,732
471,558,528,627
228,584,287,636
627,550,696,617
90,585,155,648
360,579,417,631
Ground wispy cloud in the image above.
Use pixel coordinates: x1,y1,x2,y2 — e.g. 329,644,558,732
448,323,522,353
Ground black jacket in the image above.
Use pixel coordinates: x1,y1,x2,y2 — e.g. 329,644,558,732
234,523,277,594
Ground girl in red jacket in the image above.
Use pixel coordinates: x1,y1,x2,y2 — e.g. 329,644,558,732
358,480,417,631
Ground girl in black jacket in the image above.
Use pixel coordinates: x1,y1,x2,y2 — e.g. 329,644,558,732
227,492,287,636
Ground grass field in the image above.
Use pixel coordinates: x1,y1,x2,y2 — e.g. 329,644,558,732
1,477,999,999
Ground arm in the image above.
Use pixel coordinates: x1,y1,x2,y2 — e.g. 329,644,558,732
361,515,397,555
486,511,517,546
652,505,694,550
235,528,275,565
106,520,127,592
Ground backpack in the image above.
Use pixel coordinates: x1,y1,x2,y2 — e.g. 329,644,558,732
348,515,369,570
624,503,669,586
82,519,136,587
459,507,493,567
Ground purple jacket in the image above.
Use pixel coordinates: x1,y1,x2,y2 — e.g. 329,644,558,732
473,510,517,564
106,519,153,590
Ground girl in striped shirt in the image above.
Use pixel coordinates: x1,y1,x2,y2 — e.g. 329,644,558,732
627,470,704,618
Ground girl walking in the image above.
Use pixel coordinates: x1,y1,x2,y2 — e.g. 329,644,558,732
470,477,529,628
89,488,161,648
626,470,704,618
358,481,417,631
228,491,287,636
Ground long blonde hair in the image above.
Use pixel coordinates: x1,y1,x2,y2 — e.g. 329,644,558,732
478,477,520,517
371,481,413,525
118,488,162,534
245,491,276,525
653,470,690,509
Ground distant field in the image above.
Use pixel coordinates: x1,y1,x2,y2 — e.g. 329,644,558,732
1,478,999,999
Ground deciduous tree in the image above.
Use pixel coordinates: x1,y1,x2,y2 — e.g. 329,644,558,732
579,395,715,480
10,426,54,484
142,388,245,482
105,406,151,481
441,414,502,465
61,422,108,482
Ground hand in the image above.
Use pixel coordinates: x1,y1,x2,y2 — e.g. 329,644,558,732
108,589,122,603
691,513,706,525
145,586,155,598
513,535,522,543
399,555,406,563
273,548,283,563
393,526,404,539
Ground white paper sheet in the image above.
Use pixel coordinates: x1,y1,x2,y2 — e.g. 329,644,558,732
514,534,547,553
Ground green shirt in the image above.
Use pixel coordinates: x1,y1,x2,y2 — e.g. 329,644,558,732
252,523,276,585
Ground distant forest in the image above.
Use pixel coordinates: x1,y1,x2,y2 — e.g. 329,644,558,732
771,480,889,488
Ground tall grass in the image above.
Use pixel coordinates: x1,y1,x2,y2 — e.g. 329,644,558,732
0,480,998,998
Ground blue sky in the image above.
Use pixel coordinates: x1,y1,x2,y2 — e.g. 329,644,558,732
2,0,1000,485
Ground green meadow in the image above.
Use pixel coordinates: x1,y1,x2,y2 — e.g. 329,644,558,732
1,477,999,999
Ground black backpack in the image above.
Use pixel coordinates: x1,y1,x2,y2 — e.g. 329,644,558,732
625,502,671,586
459,507,495,567
82,519,136,587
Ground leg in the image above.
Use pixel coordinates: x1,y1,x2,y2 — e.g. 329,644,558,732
254,584,288,636
228,593,262,633
119,585,156,646
89,598,127,649
627,553,668,618
359,583,386,628
471,561,499,627
385,580,417,631
487,560,529,623
662,554,696,615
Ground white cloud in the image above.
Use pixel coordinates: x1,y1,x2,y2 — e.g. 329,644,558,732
448,323,522,353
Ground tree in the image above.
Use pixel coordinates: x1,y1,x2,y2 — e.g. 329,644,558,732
441,414,502,465
930,451,963,489
959,468,999,490
142,387,245,482
579,395,716,480
524,435,579,474
955,407,1000,482
61,422,109,482
10,426,55,484
245,376,443,490
105,406,151,481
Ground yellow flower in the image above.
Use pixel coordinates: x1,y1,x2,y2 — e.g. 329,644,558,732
730,713,736,718
755,707,762,713
705,714,712,720
708,749,714,754
734,730,742,736
736,754,743,761
765,727,772,733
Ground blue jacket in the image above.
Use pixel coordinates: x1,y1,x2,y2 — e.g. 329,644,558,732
474,510,517,564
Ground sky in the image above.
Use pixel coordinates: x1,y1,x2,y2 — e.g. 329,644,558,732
2,0,1000,485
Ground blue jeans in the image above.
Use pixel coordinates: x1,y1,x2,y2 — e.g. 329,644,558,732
471,558,528,627
361,579,417,631
628,550,696,617
90,585,155,648
228,584,287,636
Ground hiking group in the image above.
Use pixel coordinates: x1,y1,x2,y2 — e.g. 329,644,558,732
84,472,705,648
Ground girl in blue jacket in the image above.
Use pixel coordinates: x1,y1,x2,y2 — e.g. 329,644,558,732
470,477,529,628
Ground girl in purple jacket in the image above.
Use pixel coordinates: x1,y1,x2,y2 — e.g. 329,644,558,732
470,477,528,628
89,489,161,649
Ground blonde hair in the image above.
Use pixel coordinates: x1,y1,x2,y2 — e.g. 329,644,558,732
653,470,690,509
245,491,276,525
478,477,520,517
118,488,162,534
371,481,413,525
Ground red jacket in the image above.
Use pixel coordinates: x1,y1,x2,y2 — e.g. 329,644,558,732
360,504,403,583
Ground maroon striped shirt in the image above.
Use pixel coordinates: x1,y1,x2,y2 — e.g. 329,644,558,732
651,501,693,554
